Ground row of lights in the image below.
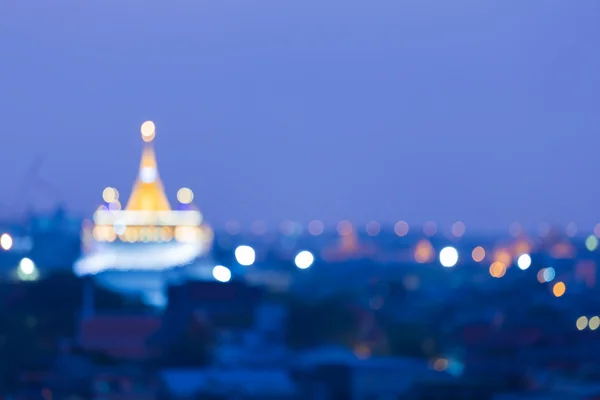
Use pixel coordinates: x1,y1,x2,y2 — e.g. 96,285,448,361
92,225,200,243
224,219,600,239
438,245,532,270
231,243,537,278
576,316,600,331
101,186,195,206
212,246,316,283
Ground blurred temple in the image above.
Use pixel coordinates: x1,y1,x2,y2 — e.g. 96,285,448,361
73,121,215,306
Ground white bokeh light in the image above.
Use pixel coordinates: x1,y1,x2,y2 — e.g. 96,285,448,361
0,233,13,251
295,250,314,269
517,254,531,270
19,258,35,275
140,121,156,142
235,245,255,266
140,167,157,183
439,246,459,268
213,265,232,283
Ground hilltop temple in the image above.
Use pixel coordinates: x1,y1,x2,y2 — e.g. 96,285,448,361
74,121,214,306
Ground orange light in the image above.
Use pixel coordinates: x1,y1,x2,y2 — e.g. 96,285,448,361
553,281,566,297
490,261,506,278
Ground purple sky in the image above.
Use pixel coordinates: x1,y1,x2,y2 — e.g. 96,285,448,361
0,0,599,233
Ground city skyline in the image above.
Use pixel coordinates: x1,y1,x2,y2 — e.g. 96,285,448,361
1,0,599,230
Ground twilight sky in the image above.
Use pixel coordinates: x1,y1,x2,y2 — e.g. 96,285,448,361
0,0,599,232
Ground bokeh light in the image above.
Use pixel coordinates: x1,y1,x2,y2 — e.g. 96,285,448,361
337,220,353,236
141,120,156,142
308,220,324,236
576,316,588,330
212,265,231,283
295,250,314,269
451,221,465,238
589,316,600,331
472,246,485,262
19,258,35,275
414,240,434,263
565,222,577,238
0,233,13,251
439,246,459,268
490,262,506,278
586,235,598,251
177,187,194,204
102,187,118,203
235,245,255,266
552,281,566,297
423,221,437,237
543,267,556,282
366,221,380,236
517,254,531,270
394,221,409,237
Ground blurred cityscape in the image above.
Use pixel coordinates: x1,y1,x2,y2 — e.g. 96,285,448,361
1,122,600,400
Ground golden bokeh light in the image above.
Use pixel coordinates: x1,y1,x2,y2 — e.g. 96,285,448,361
489,261,506,278
140,120,156,142
494,249,512,266
472,246,485,262
414,239,434,263
177,187,194,204
552,281,566,297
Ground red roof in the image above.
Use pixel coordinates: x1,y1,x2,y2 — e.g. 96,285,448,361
79,315,161,360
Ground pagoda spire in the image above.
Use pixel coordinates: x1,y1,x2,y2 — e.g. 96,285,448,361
125,121,172,212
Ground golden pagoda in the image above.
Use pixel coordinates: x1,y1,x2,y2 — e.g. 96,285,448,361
84,121,212,247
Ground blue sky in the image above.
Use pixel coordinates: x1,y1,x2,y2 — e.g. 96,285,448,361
0,0,599,232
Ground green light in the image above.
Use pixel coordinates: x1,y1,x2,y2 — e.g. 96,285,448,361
585,235,598,251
